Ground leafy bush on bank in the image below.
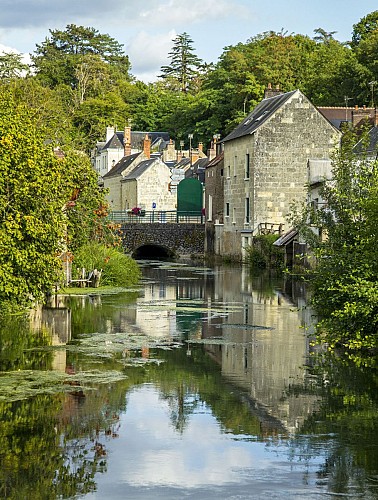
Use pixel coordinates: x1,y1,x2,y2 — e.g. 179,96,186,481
72,243,141,287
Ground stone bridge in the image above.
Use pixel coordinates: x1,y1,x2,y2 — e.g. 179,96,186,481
121,223,205,259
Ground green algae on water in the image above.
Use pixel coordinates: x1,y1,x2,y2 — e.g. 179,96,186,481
0,369,128,402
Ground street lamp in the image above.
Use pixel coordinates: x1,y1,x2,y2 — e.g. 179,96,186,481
188,133,193,168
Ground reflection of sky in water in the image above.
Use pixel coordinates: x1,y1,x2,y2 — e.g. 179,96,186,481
107,385,260,487
85,384,326,499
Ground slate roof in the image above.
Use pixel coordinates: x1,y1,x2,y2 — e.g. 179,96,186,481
222,90,297,142
273,228,298,247
174,157,191,169
317,107,352,130
206,151,224,168
103,134,124,150
102,152,141,179
353,127,378,157
193,158,209,169
122,159,157,180
112,131,170,151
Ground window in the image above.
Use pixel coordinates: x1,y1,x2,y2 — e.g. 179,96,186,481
220,168,224,177
232,207,236,224
245,153,250,179
208,195,213,221
227,165,231,178
245,197,250,223
233,156,237,176
226,202,230,217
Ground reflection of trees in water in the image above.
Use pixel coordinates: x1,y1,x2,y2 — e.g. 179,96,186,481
0,378,132,499
286,353,378,498
0,315,54,372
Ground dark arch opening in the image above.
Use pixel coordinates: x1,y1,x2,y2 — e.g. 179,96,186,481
132,244,175,260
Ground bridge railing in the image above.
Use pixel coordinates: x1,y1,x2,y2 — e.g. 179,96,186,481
108,210,204,224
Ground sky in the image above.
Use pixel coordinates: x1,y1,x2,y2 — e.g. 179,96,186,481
0,0,377,83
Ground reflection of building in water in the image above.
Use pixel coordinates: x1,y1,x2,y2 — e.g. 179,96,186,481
135,278,177,338
132,265,210,338
202,266,320,433
30,298,72,372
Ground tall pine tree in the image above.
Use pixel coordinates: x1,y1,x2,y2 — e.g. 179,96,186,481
160,32,203,93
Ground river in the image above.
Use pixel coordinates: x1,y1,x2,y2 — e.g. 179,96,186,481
0,261,377,499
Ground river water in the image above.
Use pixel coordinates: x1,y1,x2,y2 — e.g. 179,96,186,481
0,261,377,499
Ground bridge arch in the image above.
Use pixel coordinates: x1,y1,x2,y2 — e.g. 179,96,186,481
132,244,175,260
121,222,205,258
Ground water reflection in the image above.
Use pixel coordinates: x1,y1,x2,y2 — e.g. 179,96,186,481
0,262,377,499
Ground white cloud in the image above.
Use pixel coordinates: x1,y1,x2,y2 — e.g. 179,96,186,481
0,43,18,54
139,0,251,26
127,30,177,82
0,44,31,66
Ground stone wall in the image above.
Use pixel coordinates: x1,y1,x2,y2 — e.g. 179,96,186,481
121,223,205,257
104,175,123,210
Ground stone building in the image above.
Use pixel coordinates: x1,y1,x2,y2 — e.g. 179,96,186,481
92,125,170,179
121,156,176,213
204,151,224,254
219,88,341,260
102,152,145,210
103,132,176,213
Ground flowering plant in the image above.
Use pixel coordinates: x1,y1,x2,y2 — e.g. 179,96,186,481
131,207,141,215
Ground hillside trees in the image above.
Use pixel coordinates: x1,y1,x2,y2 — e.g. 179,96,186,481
32,24,130,88
29,25,132,150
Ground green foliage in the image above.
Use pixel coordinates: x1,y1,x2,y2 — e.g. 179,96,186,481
0,88,110,309
32,24,130,89
0,52,29,81
0,89,69,308
351,10,378,47
290,127,378,355
245,234,283,269
72,242,141,287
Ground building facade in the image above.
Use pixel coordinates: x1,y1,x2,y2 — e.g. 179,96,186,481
220,89,341,260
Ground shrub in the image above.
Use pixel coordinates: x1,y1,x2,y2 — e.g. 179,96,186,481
72,242,141,287
245,234,283,269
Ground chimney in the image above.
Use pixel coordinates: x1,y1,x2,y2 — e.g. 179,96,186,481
143,134,151,159
352,105,375,128
264,83,283,99
207,141,216,161
106,126,114,142
198,142,203,152
124,125,131,157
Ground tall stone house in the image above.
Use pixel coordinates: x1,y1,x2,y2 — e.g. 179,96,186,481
204,151,224,254
219,88,342,260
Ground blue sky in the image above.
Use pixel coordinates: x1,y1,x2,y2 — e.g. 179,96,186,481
0,0,377,82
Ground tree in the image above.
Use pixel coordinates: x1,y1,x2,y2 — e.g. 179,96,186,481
0,52,29,81
159,32,203,93
0,88,105,309
32,24,130,89
289,127,378,355
351,10,378,47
